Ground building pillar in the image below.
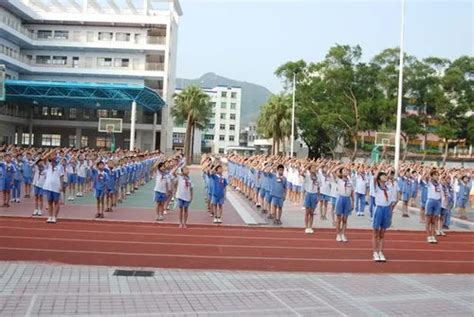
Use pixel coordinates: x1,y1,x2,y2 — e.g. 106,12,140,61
28,108,33,146
135,130,142,150
76,127,82,148
17,126,23,146
129,100,137,151
152,112,157,151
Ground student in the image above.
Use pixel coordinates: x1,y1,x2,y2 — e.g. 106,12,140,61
12,155,23,203
422,170,442,243
60,158,68,204
105,160,119,212
372,168,392,262
174,165,193,228
439,175,453,236
76,156,87,197
302,163,319,234
456,175,471,220
269,164,287,225
153,162,170,221
333,164,354,242
354,167,368,216
66,157,77,201
22,152,33,199
1,154,16,207
399,170,411,218
210,164,227,224
328,171,338,227
32,158,46,216
318,165,331,221
92,161,109,219
42,151,64,224
419,176,428,223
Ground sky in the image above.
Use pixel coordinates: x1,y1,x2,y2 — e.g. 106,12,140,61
176,0,473,92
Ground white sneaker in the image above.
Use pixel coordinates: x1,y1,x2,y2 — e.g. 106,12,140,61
435,230,441,236
373,252,380,262
308,228,314,234
336,234,342,242
305,228,310,234
46,217,53,223
213,217,218,223
440,230,446,236
431,236,437,244
16,199,20,203
37,210,42,216
427,236,432,243
51,217,57,223
32,209,38,216
217,217,223,223
70,197,75,201
341,234,348,242
378,252,386,262
164,210,168,215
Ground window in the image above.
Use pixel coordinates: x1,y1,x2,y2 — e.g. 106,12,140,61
97,109,108,118
97,57,112,67
36,55,51,65
229,136,235,142
231,92,237,98
229,124,235,131
219,124,225,130
98,32,113,41
134,33,141,44
42,107,48,116
220,102,226,109
96,137,110,148
114,58,129,67
210,102,216,108
230,103,236,110
41,134,61,146
111,110,118,117
220,113,226,120
50,107,62,117
72,57,79,68
69,135,77,147
207,124,215,130
218,148,225,154
219,135,225,141
54,30,69,40
230,114,236,120
81,136,88,148
21,133,34,145
116,32,131,41
69,108,77,119
203,134,214,140
52,56,67,65
221,92,227,98
37,30,53,39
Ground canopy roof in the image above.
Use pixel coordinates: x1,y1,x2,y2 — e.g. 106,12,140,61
5,80,165,112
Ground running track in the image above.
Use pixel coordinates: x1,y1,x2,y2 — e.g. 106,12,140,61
1,217,473,273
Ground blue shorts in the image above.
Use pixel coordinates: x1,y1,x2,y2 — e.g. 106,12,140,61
259,189,267,198
411,190,418,198
34,186,43,196
23,177,33,185
372,205,392,229
319,194,328,202
2,179,13,191
45,190,60,202
77,176,85,185
212,195,224,206
440,208,449,217
401,192,410,202
154,191,168,203
456,197,468,209
177,198,190,208
294,185,302,193
335,196,352,216
304,192,319,209
288,183,293,191
95,189,105,199
67,174,77,184
265,191,272,203
425,199,441,216
106,188,115,194
271,196,284,208
330,196,337,205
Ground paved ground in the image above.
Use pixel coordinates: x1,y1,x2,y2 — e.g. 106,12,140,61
0,262,473,316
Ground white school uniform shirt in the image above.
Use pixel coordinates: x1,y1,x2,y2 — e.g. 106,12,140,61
77,162,87,178
374,183,392,207
294,170,304,187
336,177,353,197
42,162,64,193
154,171,169,193
176,175,193,202
427,180,442,200
318,170,331,196
387,180,397,204
66,162,76,175
355,173,368,194
32,165,47,188
368,174,375,197
329,175,338,198
303,171,319,194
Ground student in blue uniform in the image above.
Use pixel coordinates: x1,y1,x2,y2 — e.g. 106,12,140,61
92,161,109,219
105,160,119,213
1,154,16,207
153,161,170,221
456,175,471,220
22,152,33,198
269,164,287,225
12,154,23,203
210,164,228,224
399,170,411,218
419,178,428,223
422,169,442,244
302,163,319,234
372,167,392,262
332,164,354,242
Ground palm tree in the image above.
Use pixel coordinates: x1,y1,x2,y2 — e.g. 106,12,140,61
257,94,292,155
171,86,212,163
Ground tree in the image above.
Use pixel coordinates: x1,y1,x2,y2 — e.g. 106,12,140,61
171,86,212,163
400,115,422,161
257,94,292,155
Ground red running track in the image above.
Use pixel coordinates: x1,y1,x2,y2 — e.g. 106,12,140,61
1,216,473,273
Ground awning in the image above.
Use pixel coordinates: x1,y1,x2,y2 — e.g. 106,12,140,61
4,80,166,112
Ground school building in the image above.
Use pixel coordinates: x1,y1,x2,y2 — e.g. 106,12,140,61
0,0,181,151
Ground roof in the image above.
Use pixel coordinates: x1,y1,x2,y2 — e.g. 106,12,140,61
5,80,165,112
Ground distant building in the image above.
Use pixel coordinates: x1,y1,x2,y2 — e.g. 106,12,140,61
239,121,257,147
173,86,241,155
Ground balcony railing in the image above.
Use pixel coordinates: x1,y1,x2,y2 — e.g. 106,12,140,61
145,62,164,71
146,36,166,45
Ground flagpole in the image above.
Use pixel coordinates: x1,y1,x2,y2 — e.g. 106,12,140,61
394,0,405,176
290,72,296,157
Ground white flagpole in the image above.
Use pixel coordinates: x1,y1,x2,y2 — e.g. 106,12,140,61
394,0,405,176
290,72,296,157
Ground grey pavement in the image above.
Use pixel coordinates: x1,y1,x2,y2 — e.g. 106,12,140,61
1,262,473,316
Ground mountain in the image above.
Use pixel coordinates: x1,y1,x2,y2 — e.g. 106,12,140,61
176,72,272,127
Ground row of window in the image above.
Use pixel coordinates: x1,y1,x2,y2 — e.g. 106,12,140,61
212,102,237,110
16,133,112,148
202,134,236,142
220,91,238,99
36,107,119,119
35,29,165,44
219,113,236,120
35,55,131,68
206,123,236,131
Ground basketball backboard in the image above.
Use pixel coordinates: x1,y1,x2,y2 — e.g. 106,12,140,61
98,118,123,133
374,132,396,147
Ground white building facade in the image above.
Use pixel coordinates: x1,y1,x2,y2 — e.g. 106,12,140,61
173,86,241,155
0,0,181,151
